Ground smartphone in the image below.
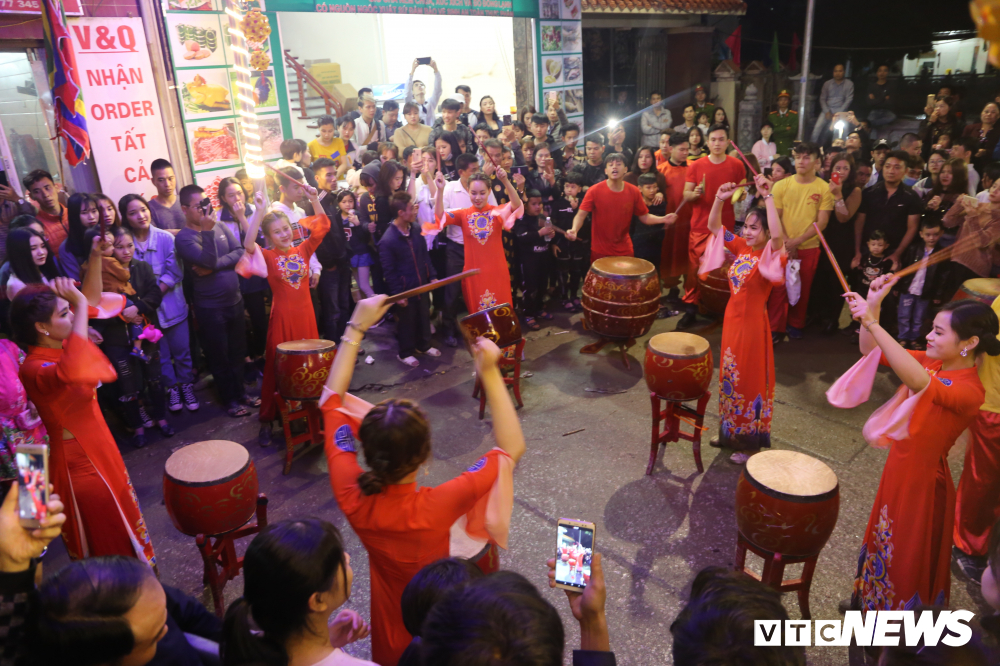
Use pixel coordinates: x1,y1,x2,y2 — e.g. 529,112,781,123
0,169,8,189
417,57,431,65
503,114,512,124
831,171,841,185
512,165,529,177
15,444,48,528
554,518,595,590
926,93,936,108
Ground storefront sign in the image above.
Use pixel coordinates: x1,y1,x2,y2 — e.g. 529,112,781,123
313,0,513,16
0,0,81,16
68,17,170,201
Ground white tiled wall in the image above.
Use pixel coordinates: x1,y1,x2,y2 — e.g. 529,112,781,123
0,52,59,184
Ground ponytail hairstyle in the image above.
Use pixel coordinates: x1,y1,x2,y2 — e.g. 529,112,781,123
939,300,1000,356
222,519,349,666
9,283,57,347
28,556,155,666
357,398,431,495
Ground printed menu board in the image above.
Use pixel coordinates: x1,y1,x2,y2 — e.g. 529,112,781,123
536,0,582,128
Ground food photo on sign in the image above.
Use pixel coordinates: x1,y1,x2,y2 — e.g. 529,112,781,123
561,22,580,51
189,120,240,167
543,57,562,85
179,69,233,117
239,116,283,159
541,23,561,52
166,12,226,67
560,0,579,20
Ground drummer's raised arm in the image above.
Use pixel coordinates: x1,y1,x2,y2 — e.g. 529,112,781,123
708,182,738,235
244,191,268,254
321,295,392,404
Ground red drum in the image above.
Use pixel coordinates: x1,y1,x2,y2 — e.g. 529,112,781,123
582,257,660,339
735,450,839,557
644,332,713,402
460,303,522,348
699,252,734,316
275,339,337,400
163,440,259,537
952,278,1000,306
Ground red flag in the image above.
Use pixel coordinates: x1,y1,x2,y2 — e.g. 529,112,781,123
789,32,801,71
725,26,741,66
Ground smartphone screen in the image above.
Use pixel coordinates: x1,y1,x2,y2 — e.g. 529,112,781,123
0,169,8,189
831,172,840,185
555,522,594,589
513,165,528,177
503,114,512,124
417,57,431,65
16,446,48,526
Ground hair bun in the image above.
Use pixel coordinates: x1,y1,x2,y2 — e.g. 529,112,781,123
981,331,1000,357
357,470,385,496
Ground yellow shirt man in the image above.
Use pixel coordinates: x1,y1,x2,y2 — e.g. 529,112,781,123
772,175,835,250
308,137,347,166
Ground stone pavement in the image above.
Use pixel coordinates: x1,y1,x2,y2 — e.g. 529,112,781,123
44,306,992,665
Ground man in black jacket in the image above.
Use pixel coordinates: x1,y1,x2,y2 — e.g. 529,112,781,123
378,191,440,367
894,217,952,349
307,157,353,341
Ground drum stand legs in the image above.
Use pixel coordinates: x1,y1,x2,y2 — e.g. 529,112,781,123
580,337,637,369
472,339,525,419
647,392,709,475
196,493,269,617
734,532,818,620
276,395,324,475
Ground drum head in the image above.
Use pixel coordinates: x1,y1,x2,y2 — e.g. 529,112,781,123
591,257,655,278
963,278,1000,300
745,450,837,499
649,332,710,359
165,440,250,484
277,339,336,353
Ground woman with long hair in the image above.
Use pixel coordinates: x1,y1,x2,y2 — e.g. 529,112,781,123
705,176,786,464
844,284,1000,610
687,126,706,163
476,95,503,137
913,149,949,198
518,104,536,127
93,193,121,230
919,96,963,160
58,193,100,280
6,228,59,300
242,187,330,445
624,145,668,197
752,122,778,170
433,133,463,181
15,275,157,564
119,193,197,415
337,189,375,299
962,101,1000,175
925,158,969,238
713,107,730,131
526,142,561,210
222,519,372,666
768,155,793,182
319,294,526,666
815,153,862,333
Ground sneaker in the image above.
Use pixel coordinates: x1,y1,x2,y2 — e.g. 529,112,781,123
167,385,183,413
398,355,420,367
133,432,148,449
420,347,442,357
138,406,154,429
676,310,698,330
953,546,987,582
786,326,804,340
130,347,152,363
729,451,751,464
181,383,200,411
772,332,785,345
444,335,459,348
708,437,723,449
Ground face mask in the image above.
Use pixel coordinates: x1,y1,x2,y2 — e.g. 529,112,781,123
902,176,918,186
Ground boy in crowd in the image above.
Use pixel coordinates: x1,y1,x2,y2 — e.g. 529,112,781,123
529,113,550,144
393,102,433,151
310,157,353,342
382,100,401,140
455,84,473,125
308,115,348,176
951,137,981,194
630,172,667,271
275,139,305,176
514,190,557,330
978,162,1000,202
848,229,893,334
429,98,476,154
554,122,583,172
148,159,185,236
236,168,254,200
551,171,588,310
894,218,952,349
867,139,890,187
355,94,388,148
572,135,608,187
405,58,442,125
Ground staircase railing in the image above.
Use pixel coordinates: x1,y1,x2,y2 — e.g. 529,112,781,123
283,49,344,120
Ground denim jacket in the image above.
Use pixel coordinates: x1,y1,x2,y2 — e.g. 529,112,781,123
131,225,187,328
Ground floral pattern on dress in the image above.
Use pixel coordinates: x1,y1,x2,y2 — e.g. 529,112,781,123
728,253,759,295
719,347,773,441
853,504,896,610
468,211,494,245
275,254,308,289
478,288,498,312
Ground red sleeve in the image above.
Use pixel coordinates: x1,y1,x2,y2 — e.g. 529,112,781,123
321,393,365,515
579,185,598,213
919,374,985,417
443,208,465,228
685,160,701,184
633,186,649,217
298,214,331,259
879,349,926,368
419,449,506,525
723,229,748,254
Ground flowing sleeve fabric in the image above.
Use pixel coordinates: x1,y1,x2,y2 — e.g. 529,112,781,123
30,334,116,393
298,214,331,261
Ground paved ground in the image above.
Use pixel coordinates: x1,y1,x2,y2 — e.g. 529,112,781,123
43,304,992,665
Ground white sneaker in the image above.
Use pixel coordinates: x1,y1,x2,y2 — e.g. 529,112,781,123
138,405,154,428
398,355,420,367
167,386,183,413
420,347,441,357
181,383,200,411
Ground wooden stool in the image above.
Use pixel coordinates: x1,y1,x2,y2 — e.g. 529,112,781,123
196,493,268,616
472,339,526,419
275,394,324,475
646,391,709,475
734,531,818,620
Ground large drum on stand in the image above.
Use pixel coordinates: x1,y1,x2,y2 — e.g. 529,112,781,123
644,333,713,402
952,278,1000,306
275,339,337,400
735,450,839,557
163,440,259,537
698,251,734,316
581,257,660,340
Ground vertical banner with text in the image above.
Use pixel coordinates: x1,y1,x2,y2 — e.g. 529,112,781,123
68,17,170,202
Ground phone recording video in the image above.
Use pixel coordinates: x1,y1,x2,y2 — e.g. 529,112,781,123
555,519,595,590
417,57,431,65
503,114,512,124
512,165,529,177
16,444,48,528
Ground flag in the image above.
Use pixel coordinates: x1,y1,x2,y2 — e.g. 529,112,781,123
725,26,741,66
40,0,90,166
789,32,801,71
769,31,781,71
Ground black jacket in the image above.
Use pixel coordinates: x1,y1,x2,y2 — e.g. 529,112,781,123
895,241,952,301
92,258,163,347
378,221,435,297
307,194,350,269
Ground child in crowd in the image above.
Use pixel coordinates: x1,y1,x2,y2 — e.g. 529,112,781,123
551,171,588,311
514,190,556,330
696,111,711,137
630,172,667,272
379,142,399,163
848,229,894,334
338,188,374,299
894,218,952,349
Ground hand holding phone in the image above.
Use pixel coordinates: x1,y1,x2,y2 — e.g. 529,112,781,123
831,171,841,186
553,518,595,590
417,57,431,66
503,114,512,124
15,445,48,528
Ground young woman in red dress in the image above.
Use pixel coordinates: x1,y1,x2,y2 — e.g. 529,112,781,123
14,275,157,566
243,189,331,445
432,166,522,315
706,176,787,464
318,294,526,666
845,278,1000,610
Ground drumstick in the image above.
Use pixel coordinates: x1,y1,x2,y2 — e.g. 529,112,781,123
812,223,850,294
385,269,480,305
729,141,761,178
891,233,982,279
264,161,301,187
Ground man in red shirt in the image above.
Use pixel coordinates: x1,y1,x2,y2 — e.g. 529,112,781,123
658,131,692,297
23,170,68,257
566,152,675,262
678,123,746,329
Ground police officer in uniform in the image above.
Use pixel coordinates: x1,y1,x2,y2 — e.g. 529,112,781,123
768,89,798,156
693,84,715,124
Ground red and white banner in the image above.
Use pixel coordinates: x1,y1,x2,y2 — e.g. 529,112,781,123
0,0,81,16
68,17,169,202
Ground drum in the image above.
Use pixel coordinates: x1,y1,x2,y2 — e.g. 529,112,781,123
644,332,713,402
735,450,839,557
953,278,1000,306
581,257,660,340
275,339,337,400
699,252,734,316
163,440,258,537
460,303,522,348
